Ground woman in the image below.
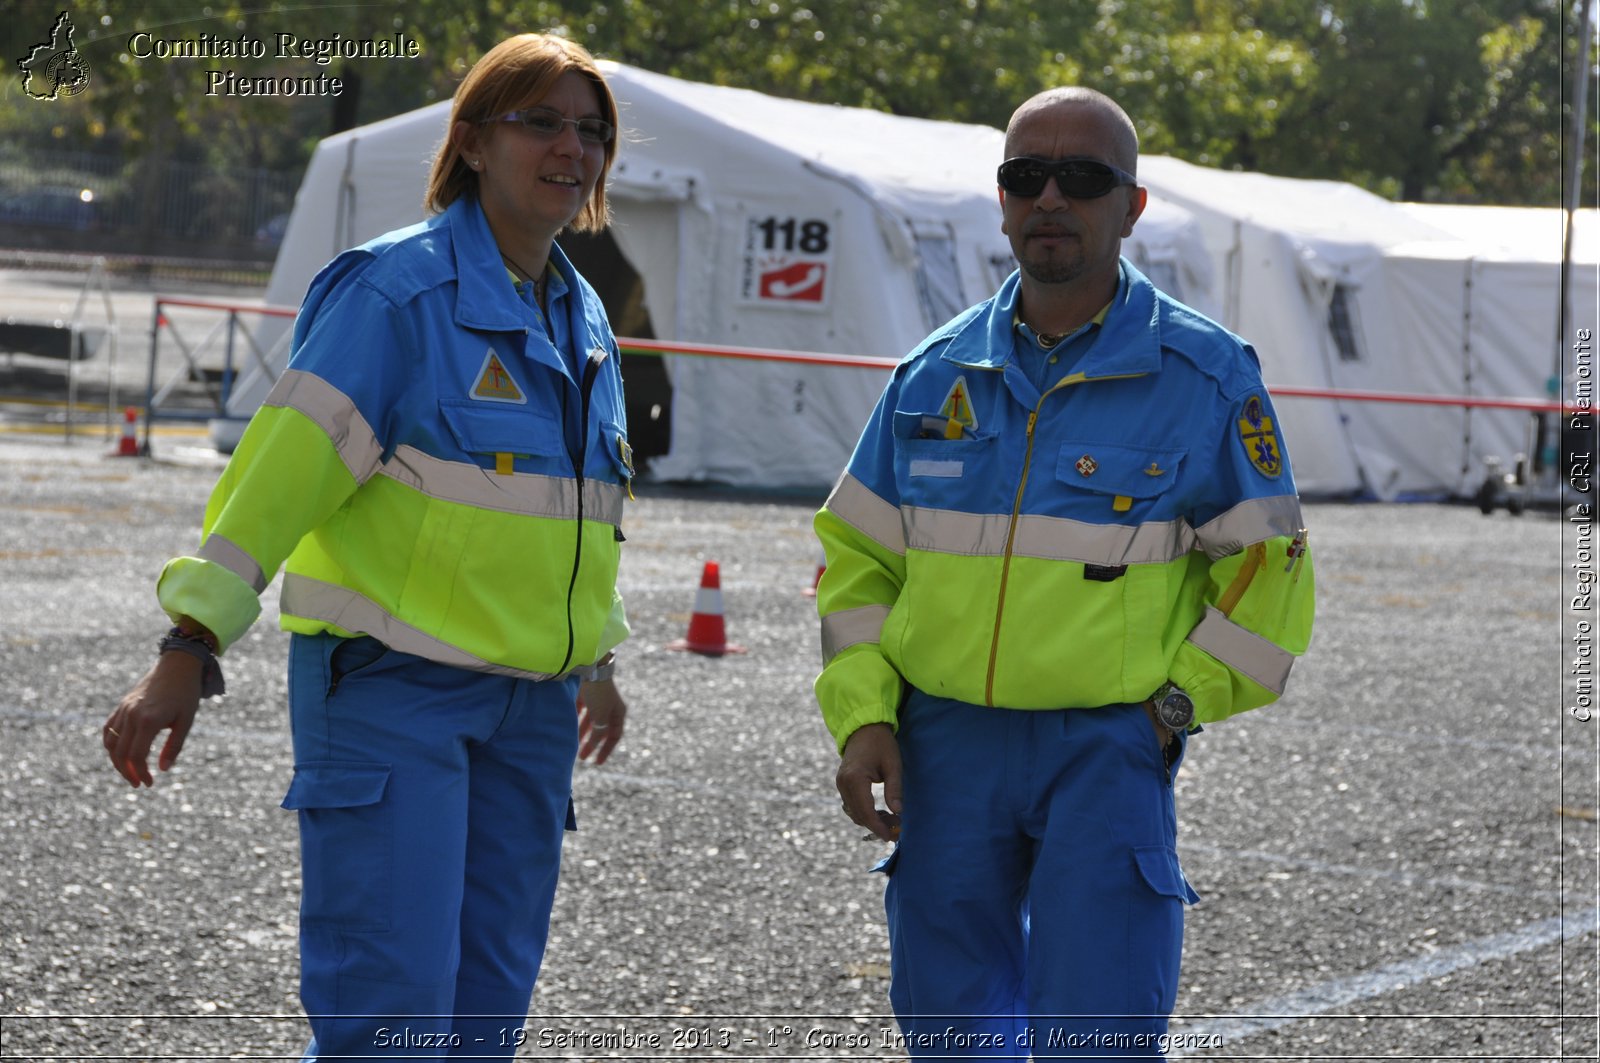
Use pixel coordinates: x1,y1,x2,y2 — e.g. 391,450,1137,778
102,34,632,1059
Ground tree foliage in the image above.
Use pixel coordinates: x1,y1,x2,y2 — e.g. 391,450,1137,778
0,0,1592,207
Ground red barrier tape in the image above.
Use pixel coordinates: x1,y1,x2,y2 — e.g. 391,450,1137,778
155,297,298,319
619,337,897,370
619,338,1584,416
178,305,1574,416
172,319,1569,417
1270,386,1578,415
189,303,1578,417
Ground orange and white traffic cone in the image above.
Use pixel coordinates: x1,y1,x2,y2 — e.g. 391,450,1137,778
802,554,825,597
112,406,140,457
666,560,747,656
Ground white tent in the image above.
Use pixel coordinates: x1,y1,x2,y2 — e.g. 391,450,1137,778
224,62,1213,490
1386,203,1599,492
1138,156,1599,499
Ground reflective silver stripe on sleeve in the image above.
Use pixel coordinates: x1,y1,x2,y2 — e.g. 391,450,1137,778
825,473,905,555
1194,495,1304,560
263,369,384,483
903,507,1195,565
1185,605,1295,694
820,604,891,663
280,574,575,681
197,533,267,594
378,445,627,525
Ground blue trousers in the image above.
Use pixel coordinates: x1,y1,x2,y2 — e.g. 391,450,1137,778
282,634,579,1061
881,694,1200,1060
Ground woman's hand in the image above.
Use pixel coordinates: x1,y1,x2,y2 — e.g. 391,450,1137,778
576,677,626,766
103,652,203,787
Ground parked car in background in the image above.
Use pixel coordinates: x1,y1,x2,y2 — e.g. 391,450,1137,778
0,185,100,231
253,212,289,248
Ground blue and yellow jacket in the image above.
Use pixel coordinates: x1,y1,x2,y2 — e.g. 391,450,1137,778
157,196,631,679
815,261,1313,750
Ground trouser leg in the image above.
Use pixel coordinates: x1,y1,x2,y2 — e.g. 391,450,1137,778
284,635,523,1061
882,693,1032,1059
1025,704,1199,1060
448,675,579,1057
880,695,1200,1061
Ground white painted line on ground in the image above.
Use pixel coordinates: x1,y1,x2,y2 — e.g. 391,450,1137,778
1181,841,1564,900
1170,906,1600,1056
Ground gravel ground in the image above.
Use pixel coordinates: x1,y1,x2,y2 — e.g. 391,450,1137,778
1,433,1593,1063
0,264,1595,1062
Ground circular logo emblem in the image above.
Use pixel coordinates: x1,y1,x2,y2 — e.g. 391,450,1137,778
45,51,91,97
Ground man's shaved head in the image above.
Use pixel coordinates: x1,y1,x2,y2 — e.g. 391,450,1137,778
1005,87,1139,175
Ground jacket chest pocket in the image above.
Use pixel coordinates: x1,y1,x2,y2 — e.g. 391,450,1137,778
890,409,1001,511
1054,440,1188,520
440,399,563,469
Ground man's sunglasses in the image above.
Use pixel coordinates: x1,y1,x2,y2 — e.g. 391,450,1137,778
493,107,615,145
997,156,1136,199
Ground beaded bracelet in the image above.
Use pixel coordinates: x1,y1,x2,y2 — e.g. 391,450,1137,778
159,626,226,698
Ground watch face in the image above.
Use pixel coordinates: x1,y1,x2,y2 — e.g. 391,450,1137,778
1158,692,1194,730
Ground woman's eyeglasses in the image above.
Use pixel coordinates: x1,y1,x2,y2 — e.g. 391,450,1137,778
492,107,614,145
997,156,1136,199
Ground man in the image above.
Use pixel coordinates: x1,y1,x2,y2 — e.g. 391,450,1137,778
813,87,1314,1058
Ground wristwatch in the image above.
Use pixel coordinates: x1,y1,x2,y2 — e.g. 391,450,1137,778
1150,682,1194,732
589,652,616,683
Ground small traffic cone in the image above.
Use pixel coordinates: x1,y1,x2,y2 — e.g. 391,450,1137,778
666,560,747,656
112,406,140,457
802,555,825,597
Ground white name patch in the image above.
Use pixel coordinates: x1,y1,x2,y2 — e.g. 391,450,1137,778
909,459,963,478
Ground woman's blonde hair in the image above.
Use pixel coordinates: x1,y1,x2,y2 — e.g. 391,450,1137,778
425,34,617,232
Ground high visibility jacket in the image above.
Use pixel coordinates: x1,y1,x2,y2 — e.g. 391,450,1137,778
815,261,1314,751
157,196,632,680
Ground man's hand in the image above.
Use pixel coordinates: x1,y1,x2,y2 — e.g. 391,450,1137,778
577,677,626,766
1139,699,1174,749
103,652,203,788
836,722,902,841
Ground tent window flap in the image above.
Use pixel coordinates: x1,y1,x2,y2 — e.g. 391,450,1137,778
912,224,966,331
1328,284,1365,362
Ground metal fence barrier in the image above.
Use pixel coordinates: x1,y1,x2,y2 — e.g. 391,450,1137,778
143,297,296,451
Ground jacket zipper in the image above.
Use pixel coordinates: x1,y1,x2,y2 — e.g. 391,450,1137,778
983,371,1145,706
984,405,1039,706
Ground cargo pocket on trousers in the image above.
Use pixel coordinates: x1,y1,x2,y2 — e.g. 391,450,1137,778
1133,844,1201,904
1130,844,1201,1014
281,763,394,932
